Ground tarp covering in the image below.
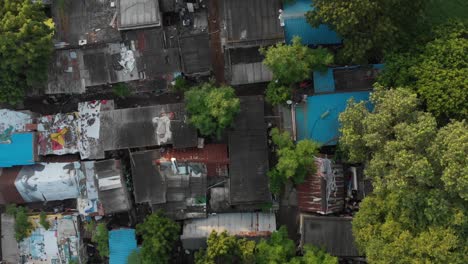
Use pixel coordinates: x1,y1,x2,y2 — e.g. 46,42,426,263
109,229,137,264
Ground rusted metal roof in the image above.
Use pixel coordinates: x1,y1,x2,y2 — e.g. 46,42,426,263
297,160,344,214
0,167,25,204
160,144,229,177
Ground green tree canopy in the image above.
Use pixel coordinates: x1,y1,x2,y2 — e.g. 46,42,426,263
136,212,180,264
195,231,256,264
39,211,50,230
92,223,109,258
185,83,240,138
6,204,33,242
268,128,320,194
306,0,426,63
0,0,54,104
339,87,468,263
196,227,337,264
261,37,333,86
380,20,468,120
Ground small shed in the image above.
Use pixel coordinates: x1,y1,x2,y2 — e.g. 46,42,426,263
300,214,360,257
282,0,341,46
109,229,138,264
118,0,162,30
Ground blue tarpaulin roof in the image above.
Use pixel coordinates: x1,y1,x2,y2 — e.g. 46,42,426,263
109,229,137,264
283,0,341,45
0,133,35,168
295,92,372,145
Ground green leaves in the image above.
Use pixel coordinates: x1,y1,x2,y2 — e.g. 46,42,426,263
0,0,53,104
340,86,468,262
268,128,320,194
261,37,333,86
136,212,180,264
306,0,426,63
92,223,109,258
6,204,33,242
39,211,50,230
379,20,468,121
185,83,240,138
196,227,337,264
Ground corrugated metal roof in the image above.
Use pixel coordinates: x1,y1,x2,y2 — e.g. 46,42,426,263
283,0,341,45
109,229,138,264
0,133,35,168
230,62,273,85
118,0,161,30
300,215,360,257
313,68,335,93
228,96,271,205
295,92,371,145
0,167,25,204
221,0,284,48
160,144,229,177
181,212,276,249
1,214,20,263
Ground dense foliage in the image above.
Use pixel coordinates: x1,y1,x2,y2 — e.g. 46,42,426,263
6,204,33,242
339,87,468,263
261,37,333,85
136,212,180,264
92,223,109,258
39,211,50,230
195,231,256,264
268,128,320,194
185,83,240,138
261,37,333,105
306,0,426,63
196,227,337,264
0,0,54,104
379,20,468,120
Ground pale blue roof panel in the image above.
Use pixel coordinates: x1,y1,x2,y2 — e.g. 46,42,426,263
0,133,35,168
109,229,137,264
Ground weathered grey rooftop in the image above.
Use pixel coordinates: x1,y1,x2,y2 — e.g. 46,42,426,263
220,0,284,48
300,215,361,257
95,159,132,214
333,66,381,92
1,214,19,263
118,0,162,30
131,150,166,204
47,49,86,94
131,149,207,220
98,103,198,152
228,96,271,205
52,0,121,47
179,33,212,75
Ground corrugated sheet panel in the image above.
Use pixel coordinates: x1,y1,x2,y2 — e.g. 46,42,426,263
109,229,138,264
284,17,341,45
118,0,161,30
301,215,360,257
0,133,35,168
160,144,229,177
230,62,273,85
297,161,344,214
181,212,276,249
295,92,371,145
313,68,335,93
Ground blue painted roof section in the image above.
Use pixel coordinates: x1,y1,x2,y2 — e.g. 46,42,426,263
0,133,35,168
283,0,341,45
109,229,137,264
313,68,335,93
295,92,372,145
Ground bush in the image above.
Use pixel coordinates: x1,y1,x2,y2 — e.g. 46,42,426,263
92,223,109,258
39,211,50,230
113,83,131,98
6,204,33,242
265,82,291,106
